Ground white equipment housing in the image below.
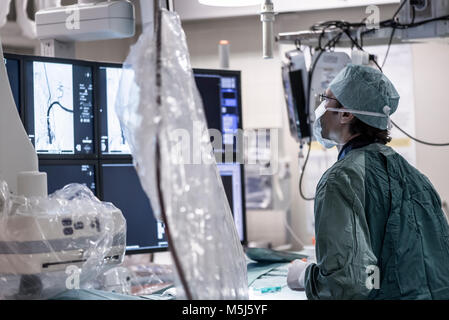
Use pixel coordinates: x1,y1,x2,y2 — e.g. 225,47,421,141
0,208,126,275
35,0,135,42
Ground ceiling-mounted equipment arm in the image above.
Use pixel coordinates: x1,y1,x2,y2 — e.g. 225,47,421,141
277,0,449,48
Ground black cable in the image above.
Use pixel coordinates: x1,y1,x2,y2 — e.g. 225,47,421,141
343,29,364,51
153,0,192,301
382,26,396,68
299,140,315,201
392,0,408,21
297,32,343,202
314,5,449,47
382,0,408,68
392,120,449,147
371,56,383,73
343,28,385,73
399,14,449,28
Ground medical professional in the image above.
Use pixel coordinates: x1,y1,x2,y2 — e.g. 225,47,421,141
287,64,449,299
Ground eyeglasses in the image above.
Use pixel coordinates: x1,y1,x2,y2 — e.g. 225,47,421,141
319,93,339,103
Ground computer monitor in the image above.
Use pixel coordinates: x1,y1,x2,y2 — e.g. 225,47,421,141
98,65,131,157
100,162,168,254
24,58,95,156
194,70,242,153
97,66,242,157
39,161,97,196
4,56,21,114
100,161,246,254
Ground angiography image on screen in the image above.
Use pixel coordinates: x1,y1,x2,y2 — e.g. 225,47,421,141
33,61,75,154
105,67,130,155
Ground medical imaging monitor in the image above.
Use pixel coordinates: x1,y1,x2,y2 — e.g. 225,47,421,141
97,66,243,157
24,58,95,156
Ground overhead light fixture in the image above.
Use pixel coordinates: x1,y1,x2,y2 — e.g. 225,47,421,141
198,0,261,7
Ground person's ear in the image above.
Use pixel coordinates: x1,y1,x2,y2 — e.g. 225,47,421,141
340,112,355,125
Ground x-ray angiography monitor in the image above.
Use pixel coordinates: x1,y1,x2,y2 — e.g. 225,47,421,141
98,66,131,156
25,59,95,155
98,66,243,156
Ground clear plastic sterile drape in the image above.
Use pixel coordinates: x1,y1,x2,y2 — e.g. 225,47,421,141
115,9,248,299
0,182,126,300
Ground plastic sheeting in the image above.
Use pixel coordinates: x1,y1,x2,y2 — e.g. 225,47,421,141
115,9,248,299
0,182,126,300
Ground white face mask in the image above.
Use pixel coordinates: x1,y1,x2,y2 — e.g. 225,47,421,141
313,101,339,149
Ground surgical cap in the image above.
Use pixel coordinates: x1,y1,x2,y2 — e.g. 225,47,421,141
329,64,400,130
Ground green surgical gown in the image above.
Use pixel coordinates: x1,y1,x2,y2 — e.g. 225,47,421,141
304,143,449,300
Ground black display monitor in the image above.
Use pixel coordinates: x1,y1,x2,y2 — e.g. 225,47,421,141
24,58,95,157
194,69,242,154
39,160,98,196
100,161,247,254
4,56,21,115
97,65,243,158
100,162,168,254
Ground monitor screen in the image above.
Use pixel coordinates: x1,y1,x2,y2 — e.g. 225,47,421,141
101,163,167,253
4,58,20,114
194,70,241,153
98,66,131,156
217,163,245,242
25,60,95,155
39,162,97,195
